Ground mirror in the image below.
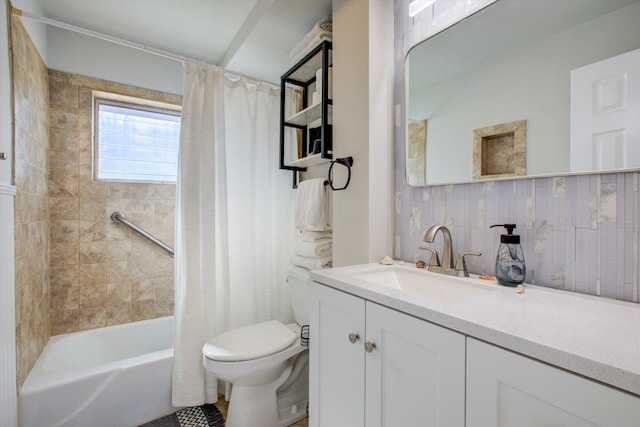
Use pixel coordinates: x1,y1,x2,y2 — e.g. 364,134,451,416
406,0,640,186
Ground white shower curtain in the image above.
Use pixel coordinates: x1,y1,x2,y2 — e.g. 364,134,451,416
172,63,296,406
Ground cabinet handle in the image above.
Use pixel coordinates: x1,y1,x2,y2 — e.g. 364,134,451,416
348,333,360,344
364,341,376,353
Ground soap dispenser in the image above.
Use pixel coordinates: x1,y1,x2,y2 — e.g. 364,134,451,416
490,224,526,287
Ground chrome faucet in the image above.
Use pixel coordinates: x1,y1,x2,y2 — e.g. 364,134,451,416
421,225,480,277
423,225,455,271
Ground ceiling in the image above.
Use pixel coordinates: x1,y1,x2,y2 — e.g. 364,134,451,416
18,0,332,83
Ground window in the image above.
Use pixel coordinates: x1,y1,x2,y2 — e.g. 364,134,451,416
94,92,181,183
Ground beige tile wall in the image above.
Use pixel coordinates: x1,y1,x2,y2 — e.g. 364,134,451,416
12,14,181,387
12,17,51,389
48,70,181,335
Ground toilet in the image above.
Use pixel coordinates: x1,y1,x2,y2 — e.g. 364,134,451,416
202,268,310,427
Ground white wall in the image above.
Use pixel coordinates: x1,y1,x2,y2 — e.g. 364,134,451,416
332,0,369,265
367,0,394,262
47,27,184,95
12,0,183,94
332,0,394,266
0,1,18,425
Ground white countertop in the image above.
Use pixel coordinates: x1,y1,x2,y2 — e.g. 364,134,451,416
310,262,640,396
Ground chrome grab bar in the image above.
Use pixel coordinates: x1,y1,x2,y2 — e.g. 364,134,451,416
110,211,174,257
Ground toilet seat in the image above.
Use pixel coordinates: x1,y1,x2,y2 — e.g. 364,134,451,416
203,320,298,362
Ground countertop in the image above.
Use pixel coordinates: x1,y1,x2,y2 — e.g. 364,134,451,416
310,262,640,396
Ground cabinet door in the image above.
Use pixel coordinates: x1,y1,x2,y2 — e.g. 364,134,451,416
365,303,465,427
309,283,366,427
467,338,640,427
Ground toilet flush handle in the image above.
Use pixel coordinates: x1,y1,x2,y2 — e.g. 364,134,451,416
348,333,360,344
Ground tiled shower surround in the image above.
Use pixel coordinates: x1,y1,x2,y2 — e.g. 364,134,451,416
48,70,180,334
11,15,180,388
393,0,639,303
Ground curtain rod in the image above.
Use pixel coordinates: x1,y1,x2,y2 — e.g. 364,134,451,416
10,6,278,86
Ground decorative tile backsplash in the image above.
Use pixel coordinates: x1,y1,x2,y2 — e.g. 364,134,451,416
393,0,639,303
394,173,639,302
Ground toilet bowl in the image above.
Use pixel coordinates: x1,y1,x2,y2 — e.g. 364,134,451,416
202,268,310,427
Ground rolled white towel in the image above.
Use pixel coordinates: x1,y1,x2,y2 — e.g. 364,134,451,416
291,255,333,271
317,16,332,32
295,240,332,258
290,33,332,64
300,230,332,242
290,16,332,60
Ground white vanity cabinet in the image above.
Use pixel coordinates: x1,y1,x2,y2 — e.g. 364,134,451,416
466,338,640,427
310,263,640,427
309,282,466,427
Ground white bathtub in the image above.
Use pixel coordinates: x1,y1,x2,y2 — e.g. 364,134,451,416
19,316,176,427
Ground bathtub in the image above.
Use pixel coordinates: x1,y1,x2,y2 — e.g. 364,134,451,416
19,316,175,427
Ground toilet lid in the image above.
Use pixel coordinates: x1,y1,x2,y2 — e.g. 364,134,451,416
202,320,298,362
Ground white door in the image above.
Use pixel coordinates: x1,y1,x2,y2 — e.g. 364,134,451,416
466,338,640,427
570,48,640,172
365,303,465,427
309,283,365,427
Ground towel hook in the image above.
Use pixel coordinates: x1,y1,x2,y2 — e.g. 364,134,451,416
326,157,353,191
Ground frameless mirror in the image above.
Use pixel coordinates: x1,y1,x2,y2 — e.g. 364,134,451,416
405,0,640,186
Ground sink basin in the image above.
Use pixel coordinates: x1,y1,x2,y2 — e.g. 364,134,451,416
353,266,497,303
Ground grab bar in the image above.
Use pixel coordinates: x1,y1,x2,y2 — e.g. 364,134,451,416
110,211,174,257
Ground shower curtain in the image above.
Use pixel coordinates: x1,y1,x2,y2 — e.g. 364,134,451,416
172,63,295,406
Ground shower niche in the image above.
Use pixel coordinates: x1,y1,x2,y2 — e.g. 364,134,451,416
473,120,526,180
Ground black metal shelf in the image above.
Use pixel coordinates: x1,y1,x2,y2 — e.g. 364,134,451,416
285,102,333,127
279,40,333,188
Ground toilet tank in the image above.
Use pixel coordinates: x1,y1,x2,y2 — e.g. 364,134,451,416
287,268,310,325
